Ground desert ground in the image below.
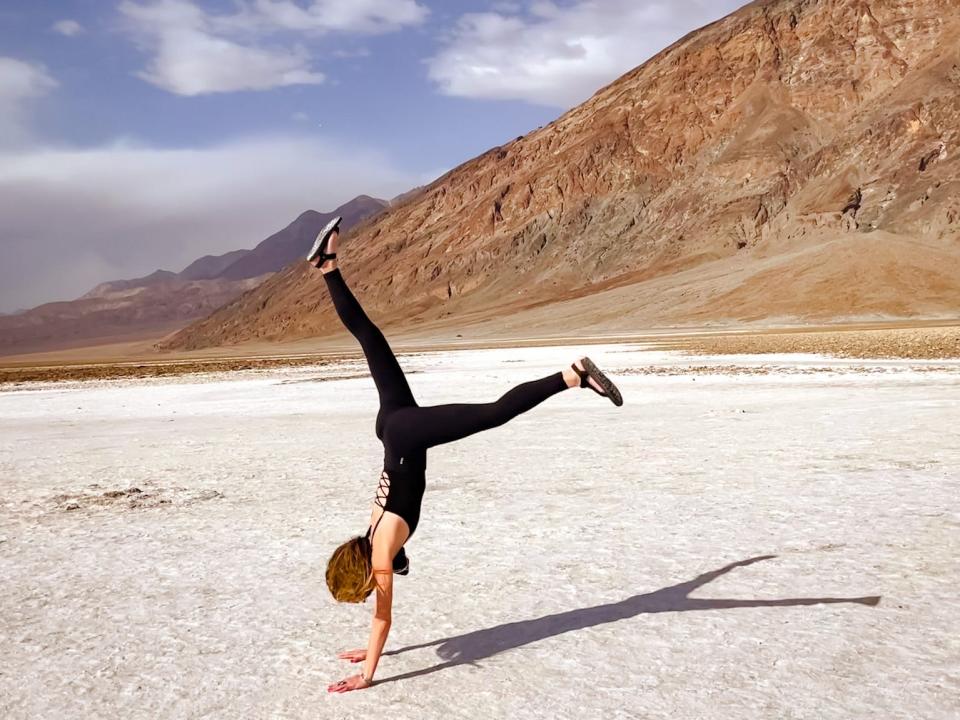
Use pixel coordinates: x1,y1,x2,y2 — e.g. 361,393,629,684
1,320,959,385
1,343,958,719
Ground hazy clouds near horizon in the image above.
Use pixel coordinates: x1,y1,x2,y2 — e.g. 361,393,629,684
0,137,419,311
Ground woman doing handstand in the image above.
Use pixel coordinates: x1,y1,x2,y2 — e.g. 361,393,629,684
309,217,623,693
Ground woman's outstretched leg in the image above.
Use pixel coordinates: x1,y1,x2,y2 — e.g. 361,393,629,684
401,373,566,449
385,359,609,451
314,231,415,411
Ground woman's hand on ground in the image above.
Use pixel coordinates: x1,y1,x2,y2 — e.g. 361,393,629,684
327,674,371,693
336,649,367,663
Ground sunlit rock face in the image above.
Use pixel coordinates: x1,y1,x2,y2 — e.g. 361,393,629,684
164,0,960,351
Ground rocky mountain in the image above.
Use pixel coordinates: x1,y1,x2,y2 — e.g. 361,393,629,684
0,196,387,355
217,196,388,281
162,0,960,351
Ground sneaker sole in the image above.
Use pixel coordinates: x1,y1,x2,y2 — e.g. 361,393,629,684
306,215,342,261
583,357,623,406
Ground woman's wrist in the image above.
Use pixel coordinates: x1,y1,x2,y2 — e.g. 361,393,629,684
360,668,374,685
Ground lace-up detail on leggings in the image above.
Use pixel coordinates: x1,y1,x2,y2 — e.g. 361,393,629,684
374,470,391,511
368,466,425,537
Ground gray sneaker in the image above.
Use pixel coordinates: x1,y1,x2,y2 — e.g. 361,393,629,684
306,215,342,263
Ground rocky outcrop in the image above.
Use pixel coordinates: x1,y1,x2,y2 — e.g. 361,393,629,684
160,0,960,350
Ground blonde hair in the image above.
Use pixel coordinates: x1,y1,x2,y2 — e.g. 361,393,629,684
326,535,377,603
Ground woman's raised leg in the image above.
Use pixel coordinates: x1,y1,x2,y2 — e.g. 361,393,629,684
315,231,415,410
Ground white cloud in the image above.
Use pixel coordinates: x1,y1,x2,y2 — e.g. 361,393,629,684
52,19,84,36
428,0,745,108
0,136,422,311
0,57,57,147
119,0,427,96
119,0,324,95
235,0,429,34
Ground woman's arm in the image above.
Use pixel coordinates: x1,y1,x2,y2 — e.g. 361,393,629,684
361,515,405,681
361,570,393,680
328,514,407,693
328,566,394,693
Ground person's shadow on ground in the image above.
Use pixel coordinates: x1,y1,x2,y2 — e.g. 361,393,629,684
378,555,880,684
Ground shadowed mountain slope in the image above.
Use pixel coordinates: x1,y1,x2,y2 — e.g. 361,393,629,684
178,250,252,282
216,195,388,281
0,197,387,355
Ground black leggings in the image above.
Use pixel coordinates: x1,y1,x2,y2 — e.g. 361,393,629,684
323,268,567,468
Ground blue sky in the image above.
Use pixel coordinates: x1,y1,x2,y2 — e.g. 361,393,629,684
0,0,744,311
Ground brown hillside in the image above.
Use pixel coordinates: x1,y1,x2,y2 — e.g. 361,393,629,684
162,0,960,351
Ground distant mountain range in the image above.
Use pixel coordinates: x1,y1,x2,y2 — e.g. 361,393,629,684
0,196,387,355
161,0,960,351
